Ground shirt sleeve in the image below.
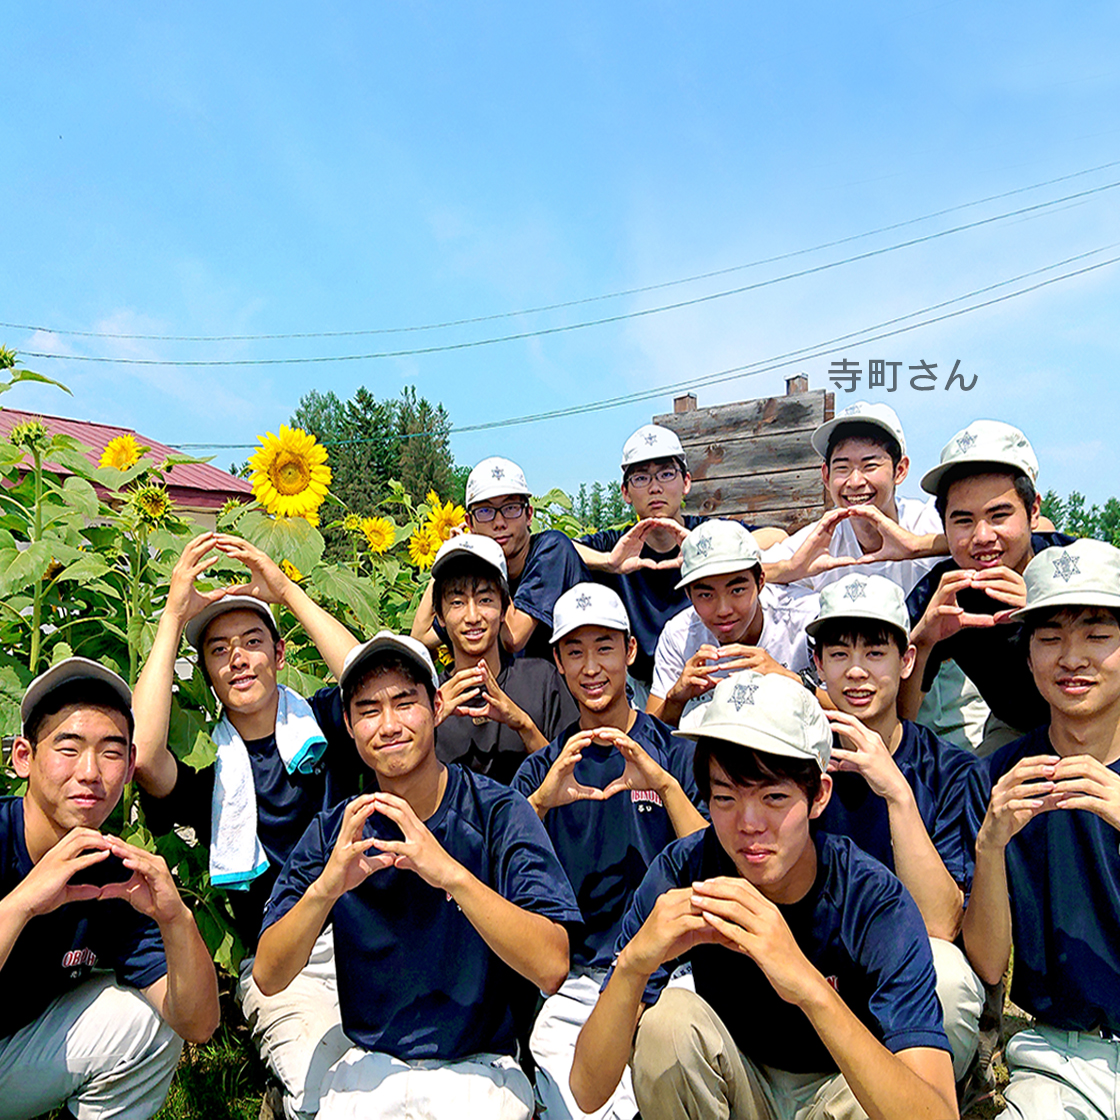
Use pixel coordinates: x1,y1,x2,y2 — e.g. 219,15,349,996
138,755,215,847
513,531,589,626
510,747,553,798
650,615,687,700
110,905,170,993
579,529,624,554
929,747,982,888
259,808,338,936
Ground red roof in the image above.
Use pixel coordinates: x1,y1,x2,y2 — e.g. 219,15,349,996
0,408,253,510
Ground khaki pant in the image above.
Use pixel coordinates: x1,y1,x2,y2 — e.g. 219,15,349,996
929,938,984,1081
0,973,182,1120
238,927,349,1120
1001,1025,1120,1119
631,988,867,1120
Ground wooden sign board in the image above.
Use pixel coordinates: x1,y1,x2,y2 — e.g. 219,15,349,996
653,387,834,531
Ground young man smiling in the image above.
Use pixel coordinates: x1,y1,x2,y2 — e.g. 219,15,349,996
569,670,957,1120
0,658,219,1120
412,456,588,662
431,534,577,783
902,421,1073,750
512,582,706,1120
133,533,362,1120
647,519,817,727
808,572,984,1084
961,539,1120,1119
254,632,580,1120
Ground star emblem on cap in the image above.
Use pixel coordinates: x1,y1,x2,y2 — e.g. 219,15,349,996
956,431,978,453
643,432,658,445
1051,552,1080,583
491,466,505,480
575,593,593,610
730,679,758,711
694,534,712,558
844,578,868,601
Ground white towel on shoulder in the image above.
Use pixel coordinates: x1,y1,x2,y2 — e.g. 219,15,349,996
210,684,328,890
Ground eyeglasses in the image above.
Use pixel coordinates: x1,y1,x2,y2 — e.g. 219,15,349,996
470,502,529,523
626,467,682,490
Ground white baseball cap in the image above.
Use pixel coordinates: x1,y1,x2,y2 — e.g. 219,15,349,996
184,595,281,651
21,657,133,732
339,631,440,697
429,533,509,592
811,402,907,461
920,420,1038,495
805,573,910,644
465,457,532,508
676,520,762,590
676,669,832,772
551,582,631,644
1011,539,1120,622
621,424,688,472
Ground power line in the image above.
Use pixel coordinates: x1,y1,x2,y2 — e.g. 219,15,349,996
173,248,1120,450
23,178,1120,369
7,158,1120,343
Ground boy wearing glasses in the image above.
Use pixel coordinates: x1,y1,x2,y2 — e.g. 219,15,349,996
412,457,588,663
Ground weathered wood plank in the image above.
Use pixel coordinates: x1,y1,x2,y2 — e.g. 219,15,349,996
682,431,823,481
685,470,825,516
652,390,830,441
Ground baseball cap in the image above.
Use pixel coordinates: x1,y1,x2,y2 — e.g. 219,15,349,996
920,420,1038,495
551,582,631,644
810,402,907,461
805,573,910,644
676,670,832,772
1010,539,1120,622
465,457,532,508
21,656,133,732
676,520,762,590
621,424,688,473
429,533,509,592
184,595,281,651
339,631,440,698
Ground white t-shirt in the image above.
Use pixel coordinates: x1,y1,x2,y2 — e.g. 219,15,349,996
761,495,943,596
650,583,819,717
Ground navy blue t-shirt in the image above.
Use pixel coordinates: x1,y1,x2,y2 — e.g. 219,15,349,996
262,765,582,1061
140,686,367,949
610,829,949,1072
436,654,579,785
816,720,980,887
0,798,169,1038
511,530,590,661
963,727,1120,1033
512,712,701,972
906,532,1073,731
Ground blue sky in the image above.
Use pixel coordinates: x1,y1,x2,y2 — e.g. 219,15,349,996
4,3,1119,510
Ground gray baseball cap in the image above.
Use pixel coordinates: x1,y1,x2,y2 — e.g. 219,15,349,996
920,420,1038,495
811,401,907,461
339,631,440,697
465,457,532,508
430,533,509,592
621,424,688,472
184,595,281,651
1011,539,1120,622
21,656,133,732
805,573,910,644
676,520,762,590
551,582,631,644
676,669,832,772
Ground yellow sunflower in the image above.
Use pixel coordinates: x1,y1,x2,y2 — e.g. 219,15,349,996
408,524,440,570
99,434,145,470
248,425,331,521
361,516,396,554
426,496,467,543
280,559,303,582
342,514,362,533
131,483,173,526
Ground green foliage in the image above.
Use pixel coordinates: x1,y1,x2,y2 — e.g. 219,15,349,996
1040,489,1120,547
574,479,630,531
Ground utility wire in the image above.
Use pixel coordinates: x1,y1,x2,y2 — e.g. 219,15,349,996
6,158,1120,343
172,249,1120,449
23,178,1120,369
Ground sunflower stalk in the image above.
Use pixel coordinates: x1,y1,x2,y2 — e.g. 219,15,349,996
28,445,44,674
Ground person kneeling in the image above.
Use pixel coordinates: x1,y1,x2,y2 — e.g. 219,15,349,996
253,633,581,1120
0,658,219,1120
571,670,957,1120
